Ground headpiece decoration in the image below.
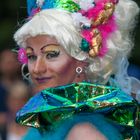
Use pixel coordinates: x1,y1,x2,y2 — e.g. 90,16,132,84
18,0,119,64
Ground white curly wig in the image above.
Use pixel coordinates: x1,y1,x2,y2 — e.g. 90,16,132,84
14,0,140,100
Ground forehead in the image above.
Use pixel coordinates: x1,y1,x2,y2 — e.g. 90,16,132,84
26,35,58,47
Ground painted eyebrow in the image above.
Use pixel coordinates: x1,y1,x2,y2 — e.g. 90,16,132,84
41,44,60,51
26,43,60,51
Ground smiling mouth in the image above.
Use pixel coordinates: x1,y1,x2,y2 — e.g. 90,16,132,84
35,77,52,84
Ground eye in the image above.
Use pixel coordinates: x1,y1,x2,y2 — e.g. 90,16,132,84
27,54,37,62
46,51,60,59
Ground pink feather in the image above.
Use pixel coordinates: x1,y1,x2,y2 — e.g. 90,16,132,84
80,0,118,57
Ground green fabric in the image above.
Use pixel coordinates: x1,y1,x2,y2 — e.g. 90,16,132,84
16,82,140,139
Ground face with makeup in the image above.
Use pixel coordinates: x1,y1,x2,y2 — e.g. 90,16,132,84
26,35,86,92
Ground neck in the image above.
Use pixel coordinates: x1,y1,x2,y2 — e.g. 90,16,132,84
73,73,87,83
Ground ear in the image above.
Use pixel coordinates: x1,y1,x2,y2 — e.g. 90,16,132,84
76,60,89,68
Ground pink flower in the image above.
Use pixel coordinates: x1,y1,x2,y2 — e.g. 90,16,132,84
18,48,28,64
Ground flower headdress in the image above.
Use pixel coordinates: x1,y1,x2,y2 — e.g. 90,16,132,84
18,0,119,64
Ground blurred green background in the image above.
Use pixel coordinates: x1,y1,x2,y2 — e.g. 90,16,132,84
0,0,140,66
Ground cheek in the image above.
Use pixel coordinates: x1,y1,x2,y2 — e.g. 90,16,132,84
49,59,76,76
27,63,34,75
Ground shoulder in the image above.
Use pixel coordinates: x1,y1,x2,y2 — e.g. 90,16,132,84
23,128,42,140
66,122,107,140
45,113,122,140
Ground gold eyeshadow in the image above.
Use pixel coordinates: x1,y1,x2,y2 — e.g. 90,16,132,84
41,45,60,53
26,45,61,60
26,47,33,55
41,45,60,59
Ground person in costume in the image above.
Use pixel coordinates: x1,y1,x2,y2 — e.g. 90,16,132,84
14,0,140,139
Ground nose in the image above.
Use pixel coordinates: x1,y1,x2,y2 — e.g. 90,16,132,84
33,57,47,74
